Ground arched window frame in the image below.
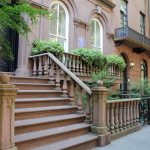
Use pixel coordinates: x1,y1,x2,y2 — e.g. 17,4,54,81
90,18,103,51
49,1,69,52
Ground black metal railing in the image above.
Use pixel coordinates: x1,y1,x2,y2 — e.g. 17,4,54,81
115,26,150,48
139,97,150,125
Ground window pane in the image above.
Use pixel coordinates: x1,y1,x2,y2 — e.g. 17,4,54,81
95,21,100,48
57,37,65,48
90,21,94,46
50,4,58,35
58,5,66,37
120,0,127,14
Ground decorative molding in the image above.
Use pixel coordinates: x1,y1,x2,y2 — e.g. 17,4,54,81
97,0,116,9
29,0,49,9
74,18,90,29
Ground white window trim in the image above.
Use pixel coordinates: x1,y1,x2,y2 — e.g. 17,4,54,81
50,1,69,52
91,18,103,52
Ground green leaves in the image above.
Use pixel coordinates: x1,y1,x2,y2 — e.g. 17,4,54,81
107,54,126,71
72,48,107,70
31,40,64,56
0,0,49,60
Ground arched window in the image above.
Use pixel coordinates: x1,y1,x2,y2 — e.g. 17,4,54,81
49,1,69,52
141,60,148,84
90,18,103,51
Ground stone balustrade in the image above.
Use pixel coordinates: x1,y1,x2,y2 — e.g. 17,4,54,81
107,98,141,139
61,53,121,78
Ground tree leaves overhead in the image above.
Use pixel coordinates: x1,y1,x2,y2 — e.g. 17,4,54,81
0,0,49,60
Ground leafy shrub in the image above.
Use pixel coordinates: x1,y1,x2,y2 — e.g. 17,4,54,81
91,70,116,88
72,48,107,70
130,79,150,97
31,40,64,56
107,54,126,71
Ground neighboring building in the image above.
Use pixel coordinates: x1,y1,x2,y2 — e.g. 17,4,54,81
5,0,150,91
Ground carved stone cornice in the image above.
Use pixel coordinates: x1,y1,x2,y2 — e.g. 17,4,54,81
97,0,116,9
74,18,90,29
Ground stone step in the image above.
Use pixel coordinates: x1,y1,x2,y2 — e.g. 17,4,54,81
13,83,56,90
32,134,98,150
17,90,64,98
15,114,86,134
15,106,77,120
15,123,91,150
10,76,49,84
15,97,71,108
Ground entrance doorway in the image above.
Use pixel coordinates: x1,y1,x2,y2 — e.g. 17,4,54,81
121,53,129,93
0,29,19,72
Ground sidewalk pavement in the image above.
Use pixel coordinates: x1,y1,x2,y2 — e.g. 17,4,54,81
94,126,150,150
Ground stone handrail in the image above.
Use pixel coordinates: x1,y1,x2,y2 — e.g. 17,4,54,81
29,53,92,95
106,98,141,137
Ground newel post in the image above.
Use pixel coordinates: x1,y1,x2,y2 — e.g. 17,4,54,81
0,74,18,150
91,80,111,147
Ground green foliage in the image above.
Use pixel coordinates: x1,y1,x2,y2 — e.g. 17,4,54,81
31,40,64,56
72,48,107,70
91,70,116,88
107,54,126,71
0,0,49,60
130,79,150,97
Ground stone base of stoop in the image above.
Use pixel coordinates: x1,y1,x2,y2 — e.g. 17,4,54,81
97,133,111,147
111,124,142,140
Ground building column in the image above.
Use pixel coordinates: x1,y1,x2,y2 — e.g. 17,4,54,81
15,14,31,76
0,74,18,150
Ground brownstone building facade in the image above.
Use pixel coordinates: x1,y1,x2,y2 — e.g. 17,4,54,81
16,0,150,88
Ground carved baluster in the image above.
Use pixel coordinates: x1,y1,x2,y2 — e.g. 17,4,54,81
38,56,43,76
126,101,130,128
64,53,67,67
130,101,134,126
48,58,55,84
68,54,72,70
110,103,115,134
43,55,48,76
62,73,68,97
107,103,110,131
33,57,37,76
85,94,91,123
123,102,127,130
114,103,119,133
72,55,76,73
69,79,75,105
80,58,83,75
133,101,137,126
76,56,80,75
136,101,140,125
119,102,123,131
55,65,61,90
77,86,83,114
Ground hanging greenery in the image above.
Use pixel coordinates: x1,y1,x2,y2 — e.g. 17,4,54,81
107,54,126,71
0,0,49,60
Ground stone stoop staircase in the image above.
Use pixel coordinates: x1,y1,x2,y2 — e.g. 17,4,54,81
10,76,98,150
